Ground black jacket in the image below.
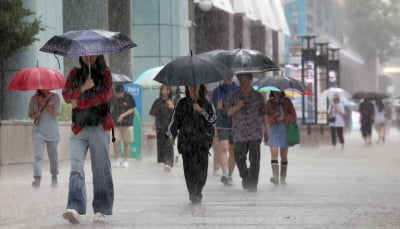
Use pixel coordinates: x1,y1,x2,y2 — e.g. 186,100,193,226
166,96,216,154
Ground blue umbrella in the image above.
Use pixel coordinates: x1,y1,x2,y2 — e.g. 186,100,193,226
134,66,164,87
39,29,137,57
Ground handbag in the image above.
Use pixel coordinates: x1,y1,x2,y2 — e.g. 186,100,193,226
287,122,300,146
328,116,336,123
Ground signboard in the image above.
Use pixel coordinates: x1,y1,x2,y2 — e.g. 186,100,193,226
123,83,142,158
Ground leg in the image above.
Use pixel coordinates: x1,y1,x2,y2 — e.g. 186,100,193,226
218,139,229,184
234,141,249,190
32,137,46,178
88,126,114,215
269,145,279,185
181,151,201,203
212,134,221,175
337,127,344,147
279,148,288,185
46,141,59,176
67,130,89,215
330,127,337,146
247,140,261,191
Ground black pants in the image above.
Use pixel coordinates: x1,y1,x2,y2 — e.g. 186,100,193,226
330,126,344,145
234,139,261,190
156,128,174,166
181,150,209,202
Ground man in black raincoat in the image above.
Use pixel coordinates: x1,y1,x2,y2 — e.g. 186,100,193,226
166,84,216,203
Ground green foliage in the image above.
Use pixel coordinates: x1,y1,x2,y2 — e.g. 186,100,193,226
0,0,43,62
346,0,400,64
59,101,72,121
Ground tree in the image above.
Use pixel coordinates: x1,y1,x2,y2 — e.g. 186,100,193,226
345,0,400,64
0,0,43,119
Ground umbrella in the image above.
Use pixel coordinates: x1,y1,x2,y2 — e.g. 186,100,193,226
134,66,164,87
39,29,137,57
197,49,226,59
352,91,389,100
254,86,306,97
154,54,232,86
6,66,66,91
112,73,132,83
212,48,279,73
321,87,351,100
253,75,312,95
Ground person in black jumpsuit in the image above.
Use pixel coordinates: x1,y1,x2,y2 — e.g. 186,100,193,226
166,84,216,203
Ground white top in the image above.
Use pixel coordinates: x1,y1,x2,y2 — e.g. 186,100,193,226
328,102,345,127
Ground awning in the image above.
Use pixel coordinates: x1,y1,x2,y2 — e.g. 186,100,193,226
232,0,257,21
194,0,234,14
251,0,278,31
271,0,291,36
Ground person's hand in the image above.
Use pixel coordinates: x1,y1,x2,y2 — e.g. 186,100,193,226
217,99,223,109
117,114,124,123
81,77,94,93
152,123,156,130
71,99,77,109
276,116,286,122
236,100,245,110
193,103,203,112
32,110,41,119
169,137,175,145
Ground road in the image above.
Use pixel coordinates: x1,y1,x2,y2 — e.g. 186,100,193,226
0,129,399,228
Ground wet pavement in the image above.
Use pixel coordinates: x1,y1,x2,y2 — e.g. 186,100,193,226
1,129,400,228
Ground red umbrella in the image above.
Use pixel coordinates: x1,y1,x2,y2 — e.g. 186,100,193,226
6,66,66,91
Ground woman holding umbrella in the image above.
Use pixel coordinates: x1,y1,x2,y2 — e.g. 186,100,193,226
265,91,297,185
28,89,60,188
62,55,114,224
166,84,216,204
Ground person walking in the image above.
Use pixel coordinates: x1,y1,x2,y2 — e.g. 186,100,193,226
62,55,114,224
227,73,269,192
28,89,60,188
167,84,216,203
265,91,297,185
374,99,387,143
328,94,345,149
149,85,175,172
170,86,182,166
110,84,136,168
359,97,375,145
211,75,240,185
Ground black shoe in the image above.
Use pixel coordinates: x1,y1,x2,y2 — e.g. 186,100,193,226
32,176,41,189
242,178,249,190
189,194,202,204
51,175,58,187
247,186,258,192
220,175,228,185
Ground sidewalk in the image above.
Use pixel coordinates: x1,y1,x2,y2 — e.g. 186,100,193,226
0,130,400,228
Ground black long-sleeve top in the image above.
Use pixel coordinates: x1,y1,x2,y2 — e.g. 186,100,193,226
166,96,217,154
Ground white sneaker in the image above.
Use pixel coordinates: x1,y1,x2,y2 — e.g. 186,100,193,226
115,158,122,168
62,209,80,224
227,176,234,185
93,212,105,223
122,160,129,168
164,164,172,172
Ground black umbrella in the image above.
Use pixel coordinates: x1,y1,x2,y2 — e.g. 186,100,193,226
212,48,279,73
253,75,312,95
39,29,137,57
197,49,226,59
154,54,232,86
352,91,389,100
112,73,132,83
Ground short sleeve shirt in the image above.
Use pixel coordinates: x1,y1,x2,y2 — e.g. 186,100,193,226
228,90,267,142
110,92,136,126
28,92,61,141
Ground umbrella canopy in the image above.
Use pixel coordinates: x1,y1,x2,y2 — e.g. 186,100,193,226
352,91,389,100
134,66,164,87
212,48,279,73
321,87,351,99
154,55,232,86
112,73,132,83
197,49,226,59
6,66,66,91
253,75,312,95
39,29,137,57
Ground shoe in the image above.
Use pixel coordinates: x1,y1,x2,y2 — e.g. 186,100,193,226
175,156,180,166
220,175,228,185
62,209,80,224
32,176,41,189
164,164,172,172
226,176,234,185
51,175,58,187
189,194,202,204
93,212,105,223
115,158,122,168
122,160,129,168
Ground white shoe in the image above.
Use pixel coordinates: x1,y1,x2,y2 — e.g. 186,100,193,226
62,209,80,224
93,212,105,223
227,176,234,185
115,158,122,168
164,164,172,172
122,160,129,168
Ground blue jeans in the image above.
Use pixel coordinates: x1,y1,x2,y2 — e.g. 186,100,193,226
32,138,59,177
67,125,113,215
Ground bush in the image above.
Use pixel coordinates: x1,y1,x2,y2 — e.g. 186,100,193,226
59,101,72,121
